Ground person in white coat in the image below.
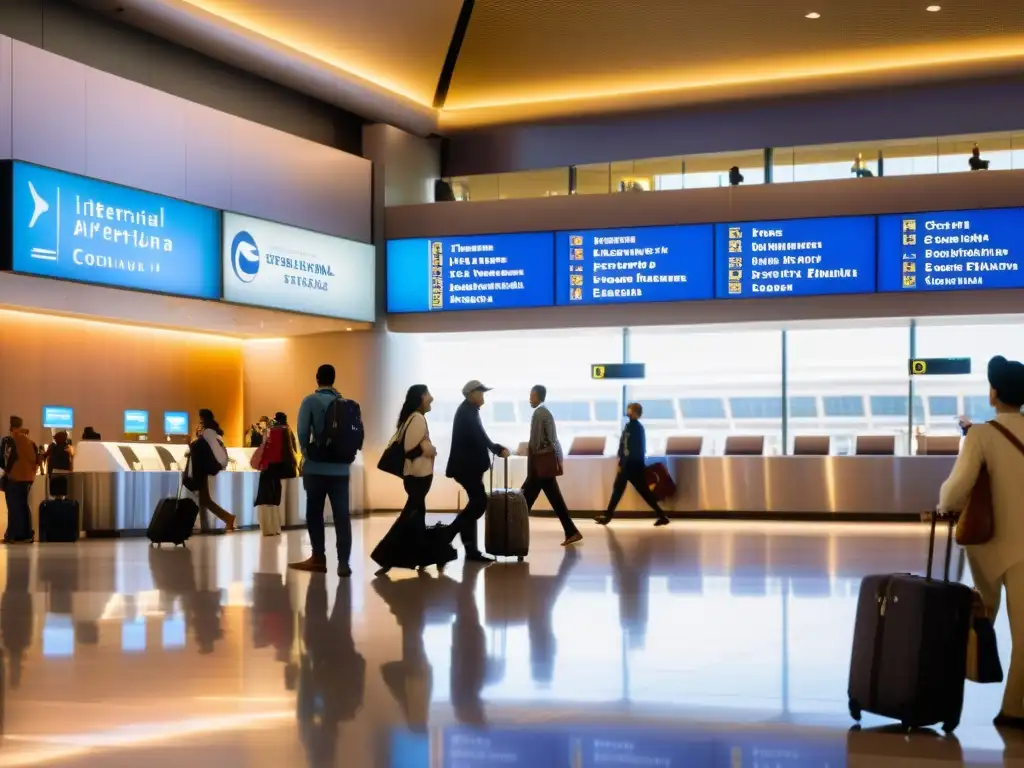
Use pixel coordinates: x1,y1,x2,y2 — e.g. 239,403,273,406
939,355,1024,729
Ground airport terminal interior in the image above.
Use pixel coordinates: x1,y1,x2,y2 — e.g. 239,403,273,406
2,0,1024,765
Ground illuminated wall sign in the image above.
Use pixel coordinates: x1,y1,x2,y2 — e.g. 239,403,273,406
222,213,375,321
124,410,149,434
42,406,74,430
12,162,220,298
878,208,1024,292
909,358,972,375
714,216,877,298
386,233,556,312
556,225,713,305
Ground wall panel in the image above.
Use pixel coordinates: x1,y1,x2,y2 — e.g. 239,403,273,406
0,36,11,160
0,310,244,445
12,41,86,174
6,37,372,242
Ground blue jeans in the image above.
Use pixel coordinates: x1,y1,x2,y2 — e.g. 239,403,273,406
303,474,351,565
4,481,33,541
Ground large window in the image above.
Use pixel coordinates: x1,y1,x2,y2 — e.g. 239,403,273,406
414,329,623,461
627,326,783,455
914,316,1024,438
786,321,912,455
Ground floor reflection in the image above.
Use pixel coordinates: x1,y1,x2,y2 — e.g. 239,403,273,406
0,519,1017,766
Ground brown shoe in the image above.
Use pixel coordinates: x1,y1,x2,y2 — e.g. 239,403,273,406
288,556,327,573
562,532,583,546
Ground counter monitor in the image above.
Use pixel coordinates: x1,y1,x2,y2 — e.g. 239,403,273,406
556,225,713,306
42,406,74,431
386,233,556,312
714,215,877,299
123,410,149,435
164,412,190,436
878,207,1024,293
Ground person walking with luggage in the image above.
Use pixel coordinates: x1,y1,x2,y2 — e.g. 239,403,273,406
254,412,298,536
2,416,39,544
290,364,361,577
445,380,509,563
185,409,236,532
596,403,670,527
43,430,73,498
938,355,1024,729
372,385,456,575
521,385,582,547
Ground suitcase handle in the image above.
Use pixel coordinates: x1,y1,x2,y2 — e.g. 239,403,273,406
926,511,955,583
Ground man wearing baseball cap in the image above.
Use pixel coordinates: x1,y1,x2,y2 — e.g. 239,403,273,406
445,380,509,562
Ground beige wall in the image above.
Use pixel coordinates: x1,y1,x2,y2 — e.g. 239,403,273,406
0,309,244,444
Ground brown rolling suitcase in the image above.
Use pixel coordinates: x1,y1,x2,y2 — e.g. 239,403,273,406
484,457,530,561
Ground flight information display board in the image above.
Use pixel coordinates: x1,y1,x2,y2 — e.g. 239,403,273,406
714,216,877,298
386,233,555,312
878,207,1024,292
555,225,713,305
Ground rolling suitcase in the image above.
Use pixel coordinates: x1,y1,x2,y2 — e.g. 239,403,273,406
39,498,80,542
484,457,530,561
148,472,199,546
645,462,676,502
848,513,972,732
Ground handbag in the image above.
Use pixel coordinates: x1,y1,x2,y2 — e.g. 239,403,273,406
249,442,265,471
531,450,563,478
377,417,413,478
966,591,1003,683
956,420,1024,545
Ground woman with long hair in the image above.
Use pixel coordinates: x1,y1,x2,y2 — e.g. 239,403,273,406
185,408,236,531
254,412,299,536
371,385,455,575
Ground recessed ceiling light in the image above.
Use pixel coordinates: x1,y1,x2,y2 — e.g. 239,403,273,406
805,11,821,18
926,4,941,10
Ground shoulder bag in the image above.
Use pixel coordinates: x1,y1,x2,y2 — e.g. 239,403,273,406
955,420,1024,545
377,416,414,478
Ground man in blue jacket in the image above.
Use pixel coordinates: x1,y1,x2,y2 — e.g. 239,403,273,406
596,402,669,527
446,380,509,562
290,364,354,577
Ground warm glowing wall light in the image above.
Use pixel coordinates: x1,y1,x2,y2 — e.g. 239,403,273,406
805,12,821,19
0,308,243,346
926,5,942,11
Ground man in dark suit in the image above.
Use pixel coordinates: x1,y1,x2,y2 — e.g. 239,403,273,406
446,380,509,563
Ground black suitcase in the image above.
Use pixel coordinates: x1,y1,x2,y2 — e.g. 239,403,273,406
148,475,199,546
848,513,972,732
39,499,79,542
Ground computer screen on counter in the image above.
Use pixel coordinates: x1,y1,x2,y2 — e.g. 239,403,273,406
877,207,1024,293
11,162,221,299
386,232,556,312
42,406,73,430
163,412,189,436
222,212,375,321
714,215,877,299
555,224,714,306
123,410,149,434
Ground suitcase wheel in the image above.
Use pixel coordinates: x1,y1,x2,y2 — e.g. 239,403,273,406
942,719,959,734
517,556,525,562
848,698,862,722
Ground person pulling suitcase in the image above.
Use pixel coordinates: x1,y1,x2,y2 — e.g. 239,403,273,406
445,380,509,564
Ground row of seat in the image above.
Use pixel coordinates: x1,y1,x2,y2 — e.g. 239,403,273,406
515,434,962,457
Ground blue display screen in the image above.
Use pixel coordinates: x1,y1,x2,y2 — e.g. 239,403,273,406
555,225,713,305
714,216,877,298
124,410,149,434
163,412,189,436
12,162,221,298
878,207,1024,292
42,406,73,430
386,233,555,312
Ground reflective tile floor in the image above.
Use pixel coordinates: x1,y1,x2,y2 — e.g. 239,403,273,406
0,517,1021,766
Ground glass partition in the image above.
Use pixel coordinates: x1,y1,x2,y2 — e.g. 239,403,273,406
913,315,1024,441
626,325,784,456
415,328,623,462
786,321,911,455
432,129,1024,204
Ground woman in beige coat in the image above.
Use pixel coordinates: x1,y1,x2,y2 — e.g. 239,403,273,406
939,355,1024,729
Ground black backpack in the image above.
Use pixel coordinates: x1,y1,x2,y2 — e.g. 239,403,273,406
308,397,364,464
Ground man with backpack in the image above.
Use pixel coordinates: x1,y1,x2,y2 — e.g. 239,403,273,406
290,364,364,577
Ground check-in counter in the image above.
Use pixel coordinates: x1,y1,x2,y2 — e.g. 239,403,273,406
11,441,365,536
421,455,955,518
